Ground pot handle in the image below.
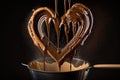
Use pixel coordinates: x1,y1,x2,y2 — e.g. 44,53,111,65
93,64,120,69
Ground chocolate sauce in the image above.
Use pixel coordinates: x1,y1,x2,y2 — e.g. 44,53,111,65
68,0,71,9
27,0,93,72
43,53,46,71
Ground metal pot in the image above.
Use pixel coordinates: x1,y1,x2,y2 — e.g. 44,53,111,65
22,58,120,80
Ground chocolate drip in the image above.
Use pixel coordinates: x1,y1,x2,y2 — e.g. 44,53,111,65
64,0,67,13
68,0,71,9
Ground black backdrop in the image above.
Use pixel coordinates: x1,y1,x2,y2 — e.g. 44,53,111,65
2,0,120,80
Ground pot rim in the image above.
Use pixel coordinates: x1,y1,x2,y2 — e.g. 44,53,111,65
22,58,90,73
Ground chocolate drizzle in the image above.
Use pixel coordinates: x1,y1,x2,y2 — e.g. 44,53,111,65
27,0,93,71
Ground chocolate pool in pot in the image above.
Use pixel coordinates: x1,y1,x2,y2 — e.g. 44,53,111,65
27,0,93,72
22,58,90,80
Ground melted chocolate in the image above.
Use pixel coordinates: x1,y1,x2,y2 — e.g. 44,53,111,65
27,0,93,71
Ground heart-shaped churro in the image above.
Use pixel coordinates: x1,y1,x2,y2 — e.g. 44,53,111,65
28,3,93,64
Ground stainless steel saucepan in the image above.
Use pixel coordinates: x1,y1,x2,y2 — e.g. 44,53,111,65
22,58,120,80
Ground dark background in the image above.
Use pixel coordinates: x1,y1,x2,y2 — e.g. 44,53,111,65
2,0,120,80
